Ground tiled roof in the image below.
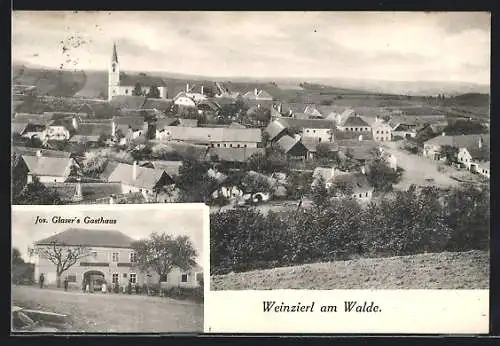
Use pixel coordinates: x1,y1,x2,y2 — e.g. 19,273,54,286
478,161,490,170
105,162,168,190
342,116,370,127
112,116,146,131
12,122,28,134
69,135,101,143
265,120,287,141
13,146,72,158
304,105,324,118
139,160,183,176
208,147,265,162
156,117,180,129
22,155,73,177
163,141,209,161
275,118,336,130
13,113,53,125
77,122,113,136
274,135,302,154
467,146,490,161
301,138,339,152
142,98,173,111
333,172,373,193
35,228,135,248
242,89,274,100
424,134,490,148
161,126,262,143
43,182,123,202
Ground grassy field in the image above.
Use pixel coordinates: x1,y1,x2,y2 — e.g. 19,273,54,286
211,250,489,290
12,285,203,333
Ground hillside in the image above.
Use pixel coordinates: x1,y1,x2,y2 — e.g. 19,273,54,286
211,250,489,290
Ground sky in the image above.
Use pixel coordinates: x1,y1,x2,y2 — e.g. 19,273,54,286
12,11,490,84
12,205,206,265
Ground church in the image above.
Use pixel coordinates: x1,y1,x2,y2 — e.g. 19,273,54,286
108,43,168,101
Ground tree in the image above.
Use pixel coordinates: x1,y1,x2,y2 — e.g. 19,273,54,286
132,83,143,96
82,151,108,178
12,248,24,265
310,175,330,210
13,177,62,205
131,233,198,295
176,159,218,203
33,241,90,288
147,85,160,98
439,145,459,164
241,172,272,194
27,136,43,148
315,142,332,160
366,159,400,192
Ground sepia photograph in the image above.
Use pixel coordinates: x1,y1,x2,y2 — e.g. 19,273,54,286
11,10,490,333
11,204,206,333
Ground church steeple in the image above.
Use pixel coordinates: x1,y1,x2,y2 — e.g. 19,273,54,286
112,42,118,63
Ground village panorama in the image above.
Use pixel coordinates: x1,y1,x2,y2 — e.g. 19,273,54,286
12,11,489,302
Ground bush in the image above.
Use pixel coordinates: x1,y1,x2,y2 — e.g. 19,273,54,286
164,286,204,303
210,185,489,274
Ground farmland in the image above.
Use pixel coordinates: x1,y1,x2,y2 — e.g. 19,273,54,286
211,250,489,290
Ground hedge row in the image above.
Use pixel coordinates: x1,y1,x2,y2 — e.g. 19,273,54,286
210,184,489,275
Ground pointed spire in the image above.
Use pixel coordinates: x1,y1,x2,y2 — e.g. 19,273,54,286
112,42,118,63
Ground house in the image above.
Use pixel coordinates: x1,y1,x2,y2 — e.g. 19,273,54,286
266,118,336,142
22,155,76,183
112,116,148,142
42,182,123,204
273,135,308,159
100,161,173,196
337,139,380,164
303,105,324,119
154,117,181,139
301,138,339,160
178,118,199,127
69,122,113,145
33,228,202,289
337,114,371,132
242,88,274,101
476,161,490,179
159,126,262,148
371,117,392,142
312,167,374,202
173,92,197,107
457,136,490,172
11,153,30,196
108,43,168,100
207,147,265,164
13,146,72,159
423,134,490,161
139,160,183,178
334,108,356,126
391,123,417,139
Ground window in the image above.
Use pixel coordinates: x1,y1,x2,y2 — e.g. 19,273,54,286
376,130,380,134
112,253,119,262
355,128,358,131
313,130,316,133
125,89,128,94
306,129,309,133
91,251,97,258
217,143,220,147
181,274,188,283
130,252,137,263
386,131,389,134
359,194,362,198
112,273,119,284
224,144,227,147
129,273,137,284
211,144,214,147
67,274,76,282
123,273,128,278
237,144,241,148
230,144,233,147
244,144,247,148
365,192,368,197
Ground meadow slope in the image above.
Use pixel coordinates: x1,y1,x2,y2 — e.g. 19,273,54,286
211,250,489,290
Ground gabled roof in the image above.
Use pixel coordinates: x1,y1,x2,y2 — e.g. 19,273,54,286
242,89,274,100
162,126,262,143
333,172,373,193
139,160,183,177
165,141,210,161
208,147,265,162
22,155,73,177
304,105,324,118
13,113,53,126
424,134,490,148
105,162,169,190
274,117,336,130
274,135,302,154
142,98,173,111
465,146,490,161
265,120,287,141
301,138,339,152
13,146,72,158
35,228,135,248
112,116,145,131
156,117,180,129
76,122,113,136
478,161,490,170
342,116,370,127
43,182,123,202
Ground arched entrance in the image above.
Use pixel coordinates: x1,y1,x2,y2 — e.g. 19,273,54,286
83,270,105,293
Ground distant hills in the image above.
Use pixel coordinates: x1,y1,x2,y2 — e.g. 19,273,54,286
12,61,489,98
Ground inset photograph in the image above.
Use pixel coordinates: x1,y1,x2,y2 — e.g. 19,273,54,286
11,204,206,333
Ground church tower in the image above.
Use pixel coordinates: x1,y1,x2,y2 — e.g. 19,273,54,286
108,42,120,101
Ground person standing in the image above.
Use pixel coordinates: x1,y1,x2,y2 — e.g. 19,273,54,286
39,273,44,289
63,277,69,291
101,281,107,294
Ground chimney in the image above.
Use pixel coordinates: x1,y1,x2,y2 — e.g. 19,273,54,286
111,120,116,137
36,150,42,157
478,137,483,148
133,161,138,180
254,88,258,96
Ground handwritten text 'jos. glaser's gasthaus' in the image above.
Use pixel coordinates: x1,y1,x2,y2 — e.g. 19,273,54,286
263,301,382,313
35,216,117,225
